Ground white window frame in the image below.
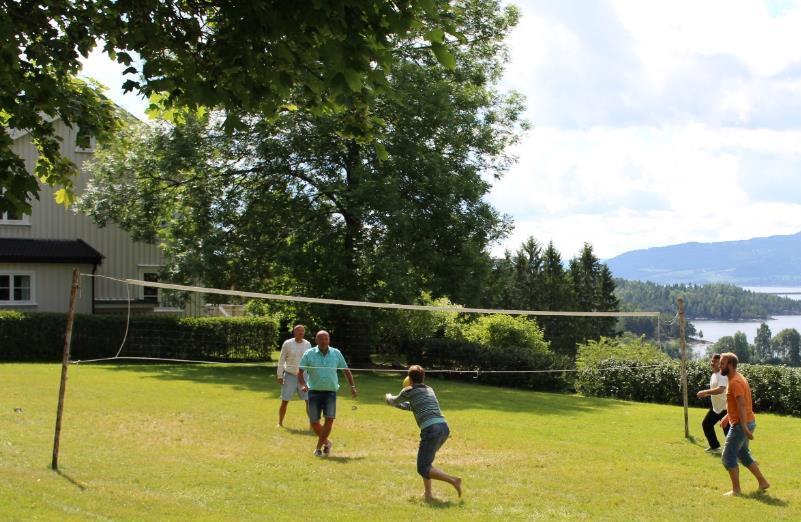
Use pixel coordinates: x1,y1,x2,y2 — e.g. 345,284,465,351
0,271,36,306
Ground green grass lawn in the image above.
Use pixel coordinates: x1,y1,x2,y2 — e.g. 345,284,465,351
2,364,799,521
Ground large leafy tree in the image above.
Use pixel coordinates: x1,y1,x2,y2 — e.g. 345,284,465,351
754,322,772,363
80,0,523,362
1,0,458,216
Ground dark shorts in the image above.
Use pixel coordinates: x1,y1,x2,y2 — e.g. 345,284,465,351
722,421,757,469
417,422,450,478
308,390,337,423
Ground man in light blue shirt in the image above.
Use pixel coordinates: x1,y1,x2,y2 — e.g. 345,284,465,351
298,330,357,456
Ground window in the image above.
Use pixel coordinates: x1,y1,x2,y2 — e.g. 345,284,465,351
0,273,34,304
75,136,97,153
0,189,29,224
143,272,159,302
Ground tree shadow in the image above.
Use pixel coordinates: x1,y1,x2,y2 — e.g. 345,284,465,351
92,364,625,416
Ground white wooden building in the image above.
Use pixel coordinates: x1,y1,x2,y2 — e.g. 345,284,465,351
1,119,165,314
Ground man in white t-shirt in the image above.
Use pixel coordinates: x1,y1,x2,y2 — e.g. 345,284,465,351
276,324,311,427
696,353,729,453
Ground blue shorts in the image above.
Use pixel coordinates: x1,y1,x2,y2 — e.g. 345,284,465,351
722,421,757,469
308,390,337,423
280,372,309,401
417,422,450,478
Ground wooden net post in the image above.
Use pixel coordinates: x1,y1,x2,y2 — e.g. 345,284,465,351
52,268,80,470
678,298,689,439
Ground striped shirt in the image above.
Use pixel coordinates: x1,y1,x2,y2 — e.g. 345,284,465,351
386,384,446,430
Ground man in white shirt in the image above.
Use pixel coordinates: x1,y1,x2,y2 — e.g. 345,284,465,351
276,324,311,427
696,353,729,453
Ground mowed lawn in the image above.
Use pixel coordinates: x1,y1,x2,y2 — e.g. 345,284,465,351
2,364,800,521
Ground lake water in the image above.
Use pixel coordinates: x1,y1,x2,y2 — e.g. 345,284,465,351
689,286,801,356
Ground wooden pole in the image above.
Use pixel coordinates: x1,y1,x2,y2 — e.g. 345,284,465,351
678,298,689,439
52,268,80,470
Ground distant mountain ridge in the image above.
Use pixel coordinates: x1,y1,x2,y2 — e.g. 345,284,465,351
605,231,801,285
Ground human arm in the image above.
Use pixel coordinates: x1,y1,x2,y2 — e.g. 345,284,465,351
697,385,726,399
276,342,287,383
298,368,308,392
384,390,411,411
343,368,357,398
736,395,753,440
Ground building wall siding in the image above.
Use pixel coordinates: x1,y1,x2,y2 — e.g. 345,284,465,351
0,263,93,314
1,120,164,302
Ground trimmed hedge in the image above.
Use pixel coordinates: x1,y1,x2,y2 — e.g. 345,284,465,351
0,311,279,362
576,359,801,417
406,337,575,392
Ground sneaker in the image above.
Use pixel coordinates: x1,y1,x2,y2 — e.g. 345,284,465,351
705,447,722,454
323,440,333,456
313,448,323,457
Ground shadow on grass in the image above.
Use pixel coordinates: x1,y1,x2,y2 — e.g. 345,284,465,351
746,490,789,507
282,426,316,437
406,496,462,509
322,455,366,464
55,469,86,490
94,364,624,416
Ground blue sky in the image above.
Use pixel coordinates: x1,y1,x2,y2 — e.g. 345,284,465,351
79,0,801,259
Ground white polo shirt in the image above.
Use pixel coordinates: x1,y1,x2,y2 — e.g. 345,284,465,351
277,338,311,377
710,371,729,414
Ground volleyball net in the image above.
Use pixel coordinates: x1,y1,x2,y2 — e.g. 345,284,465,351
69,273,667,377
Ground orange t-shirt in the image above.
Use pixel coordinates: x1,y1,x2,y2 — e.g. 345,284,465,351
726,373,755,424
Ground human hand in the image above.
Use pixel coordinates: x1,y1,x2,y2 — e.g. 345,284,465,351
277,377,284,385
720,418,729,429
696,390,704,399
301,384,308,393
351,386,358,398
745,429,754,440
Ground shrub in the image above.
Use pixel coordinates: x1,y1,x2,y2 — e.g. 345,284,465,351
406,337,574,392
576,351,801,417
459,315,550,354
576,334,671,370
0,311,279,362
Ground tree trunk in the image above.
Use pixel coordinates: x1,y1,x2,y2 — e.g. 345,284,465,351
337,139,372,365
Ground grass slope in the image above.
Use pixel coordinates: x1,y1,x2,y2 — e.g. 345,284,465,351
2,364,799,520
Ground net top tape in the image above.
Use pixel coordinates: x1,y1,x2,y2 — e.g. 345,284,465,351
85,274,659,318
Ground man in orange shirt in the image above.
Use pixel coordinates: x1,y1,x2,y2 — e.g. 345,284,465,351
718,352,770,496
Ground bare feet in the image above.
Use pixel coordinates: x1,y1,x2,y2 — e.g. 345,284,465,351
452,477,462,498
758,482,771,491
424,494,436,503
723,490,741,496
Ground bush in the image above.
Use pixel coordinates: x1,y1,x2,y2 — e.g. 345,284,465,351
406,337,574,392
459,314,550,354
576,353,801,417
576,334,671,369
0,311,279,362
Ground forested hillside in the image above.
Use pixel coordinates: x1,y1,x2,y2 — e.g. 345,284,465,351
606,231,801,285
615,280,801,319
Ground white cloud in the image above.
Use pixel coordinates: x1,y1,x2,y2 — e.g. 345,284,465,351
491,1,801,259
